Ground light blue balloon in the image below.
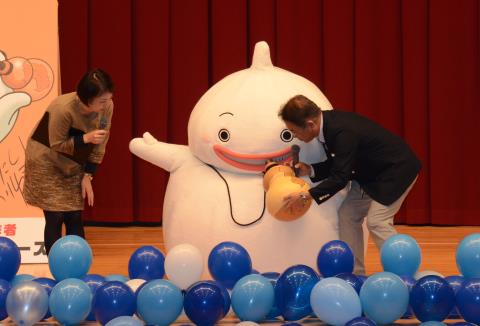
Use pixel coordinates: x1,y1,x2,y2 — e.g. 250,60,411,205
231,274,274,321
105,315,144,326
6,281,49,326
48,235,92,281
105,274,130,283
381,234,421,277
49,278,92,325
310,277,362,326
360,272,409,324
136,279,183,326
10,274,34,287
456,233,480,279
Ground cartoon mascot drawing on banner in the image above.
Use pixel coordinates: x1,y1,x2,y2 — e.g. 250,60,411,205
0,50,54,143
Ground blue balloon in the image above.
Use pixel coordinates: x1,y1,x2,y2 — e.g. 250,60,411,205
208,242,252,290
128,245,165,281
105,274,129,283
0,279,11,320
359,272,409,324
137,279,183,326
6,281,49,326
381,234,421,277
184,281,225,326
445,275,464,318
105,316,144,326
32,277,56,293
203,280,230,317
456,233,480,279
345,316,377,326
335,273,362,294
10,274,34,287
400,276,416,318
81,274,106,321
456,278,480,324
419,322,446,326
32,277,56,320
451,323,476,326
356,274,367,283
48,235,92,281
410,275,455,322
275,264,319,321
317,240,354,277
261,272,281,319
0,237,20,281
356,274,367,294
82,274,106,288
92,281,136,325
231,274,274,321
311,277,362,326
49,278,92,325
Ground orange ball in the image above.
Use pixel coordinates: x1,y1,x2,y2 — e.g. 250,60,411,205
16,58,54,101
263,163,312,221
0,57,33,89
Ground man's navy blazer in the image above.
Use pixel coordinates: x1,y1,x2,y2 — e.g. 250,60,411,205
308,110,421,206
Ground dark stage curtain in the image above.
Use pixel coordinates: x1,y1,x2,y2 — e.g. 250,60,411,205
58,0,480,225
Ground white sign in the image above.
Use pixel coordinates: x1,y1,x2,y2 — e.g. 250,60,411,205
1,217,47,263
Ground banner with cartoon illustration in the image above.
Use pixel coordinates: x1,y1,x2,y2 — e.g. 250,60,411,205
0,0,58,262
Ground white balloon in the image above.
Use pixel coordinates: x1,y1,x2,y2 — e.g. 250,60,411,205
165,243,203,289
126,278,146,293
236,322,260,326
414,270,445,280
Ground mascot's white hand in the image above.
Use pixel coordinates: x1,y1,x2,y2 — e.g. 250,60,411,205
0,92,31,142
142,131,158,145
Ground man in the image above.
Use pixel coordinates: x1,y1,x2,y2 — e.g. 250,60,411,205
280,95,421,274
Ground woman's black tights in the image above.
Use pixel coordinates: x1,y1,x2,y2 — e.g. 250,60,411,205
43,210,85,255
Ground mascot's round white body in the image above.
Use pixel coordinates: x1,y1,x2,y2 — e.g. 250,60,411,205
129,42,346,275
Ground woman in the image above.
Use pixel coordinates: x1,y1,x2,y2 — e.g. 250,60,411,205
23,68,114,255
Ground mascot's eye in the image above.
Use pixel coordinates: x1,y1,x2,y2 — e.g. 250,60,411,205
280,129,294,142
0,60,12,75
218,129,230,142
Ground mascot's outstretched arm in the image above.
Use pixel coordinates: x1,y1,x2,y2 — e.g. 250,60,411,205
129,132,193,173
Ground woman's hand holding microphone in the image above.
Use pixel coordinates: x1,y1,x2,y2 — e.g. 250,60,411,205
83,129,107,144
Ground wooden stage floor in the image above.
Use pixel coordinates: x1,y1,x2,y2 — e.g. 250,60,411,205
14,225,480,325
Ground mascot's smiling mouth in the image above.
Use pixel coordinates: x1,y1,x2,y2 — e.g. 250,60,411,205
213,144,293,172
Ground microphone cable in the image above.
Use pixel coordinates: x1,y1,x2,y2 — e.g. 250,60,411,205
206,163,266,227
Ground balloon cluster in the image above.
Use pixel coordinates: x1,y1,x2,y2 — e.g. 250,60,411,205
2,233,480,325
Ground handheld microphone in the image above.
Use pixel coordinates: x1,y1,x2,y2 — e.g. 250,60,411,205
291,144,300,177
99,115,108,129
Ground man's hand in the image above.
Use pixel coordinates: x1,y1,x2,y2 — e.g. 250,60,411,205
83,129,107,144
290,162,312,177
81,174,94,206
283,191,311,210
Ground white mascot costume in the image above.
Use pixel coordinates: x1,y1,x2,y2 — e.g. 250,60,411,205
129,41,346,275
